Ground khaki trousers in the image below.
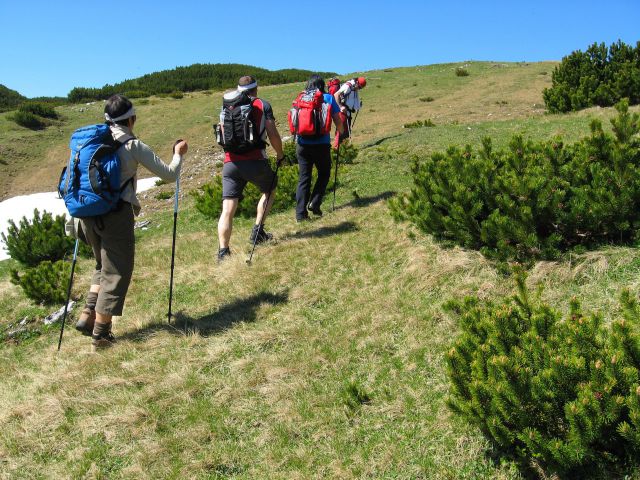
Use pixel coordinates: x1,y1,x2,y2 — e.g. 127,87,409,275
80,203,135,316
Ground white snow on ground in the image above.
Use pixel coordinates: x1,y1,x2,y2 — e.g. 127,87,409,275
0,177,160,261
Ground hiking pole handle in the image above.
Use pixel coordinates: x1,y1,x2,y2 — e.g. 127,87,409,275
247,160,281,264
57,238,79,351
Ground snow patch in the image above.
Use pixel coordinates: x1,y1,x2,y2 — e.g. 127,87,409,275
0,177,160,261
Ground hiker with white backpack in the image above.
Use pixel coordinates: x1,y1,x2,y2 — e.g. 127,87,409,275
288,74,344,221
215,75,285,262
60,94,188,350
333,76,366,145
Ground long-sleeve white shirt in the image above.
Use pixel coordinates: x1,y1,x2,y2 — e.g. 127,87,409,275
110,124,183,215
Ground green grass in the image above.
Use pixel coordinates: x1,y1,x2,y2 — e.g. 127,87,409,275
1,61,639,478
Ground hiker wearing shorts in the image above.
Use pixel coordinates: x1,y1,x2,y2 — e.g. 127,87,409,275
334,77,366,145
75,94,188,350
217,76,285,261
295,75,344,221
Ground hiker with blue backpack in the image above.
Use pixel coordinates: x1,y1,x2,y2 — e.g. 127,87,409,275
215,75,285,262
59,94,188,350
288,74,344,222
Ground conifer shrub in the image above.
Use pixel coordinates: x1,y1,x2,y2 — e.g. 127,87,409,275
331,141,359,165
18,102,58,119
192,160,299,219
455,67,470,77
9,111,45,129
390,100,640,262
403,119,435,128
2,210,76,267
544,40,640,113
445,275,640,478
10,260,70,305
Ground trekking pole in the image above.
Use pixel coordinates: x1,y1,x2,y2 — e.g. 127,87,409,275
167,165,181,324
247,160,281,265
351,109,360,131
332,145,340,212
57,238,79,351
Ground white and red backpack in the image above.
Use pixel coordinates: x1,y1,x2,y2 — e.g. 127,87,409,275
327,77,341,96
288,89,332,138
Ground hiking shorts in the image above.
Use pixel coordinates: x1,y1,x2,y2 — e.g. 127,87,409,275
222,160,278,199
80,202,135,316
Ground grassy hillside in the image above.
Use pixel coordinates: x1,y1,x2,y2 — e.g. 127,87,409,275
0,84,26,113
1,62,640,478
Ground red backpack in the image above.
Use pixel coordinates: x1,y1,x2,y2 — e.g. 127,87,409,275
327,77,341,96
288,89,332,138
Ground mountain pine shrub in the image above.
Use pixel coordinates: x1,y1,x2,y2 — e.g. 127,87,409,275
192,160,299,219
390,100,640,262
9,110,45,129
2,210,76,267
544,40,640,113
18,102,58,119
10,260,71,305
445,275,640,478
331,141,359,165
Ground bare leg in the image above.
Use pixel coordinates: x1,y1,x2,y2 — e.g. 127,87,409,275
218,198,239,248
255,190,277,226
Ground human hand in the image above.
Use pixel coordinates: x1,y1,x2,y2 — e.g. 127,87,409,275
173,139,188,156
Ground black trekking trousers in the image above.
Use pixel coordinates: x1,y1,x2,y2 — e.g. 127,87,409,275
295,143,331,220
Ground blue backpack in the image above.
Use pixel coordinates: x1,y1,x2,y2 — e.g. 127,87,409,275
58,124,134,217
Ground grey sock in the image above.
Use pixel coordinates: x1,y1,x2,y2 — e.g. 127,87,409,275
92,322,111,337
86,291,98,310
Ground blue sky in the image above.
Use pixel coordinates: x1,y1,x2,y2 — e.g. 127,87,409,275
1,0,638,98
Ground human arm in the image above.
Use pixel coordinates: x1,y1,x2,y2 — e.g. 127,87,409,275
265,119,284,164
330,95,344,135
334,84,352,113
332,112,344,135
130,139,187,182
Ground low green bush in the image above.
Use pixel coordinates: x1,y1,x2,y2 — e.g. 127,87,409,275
10,111,45,129
169,91,184,99
390,100,640,261
455,67,470,77
10,260,71,305
331,141,359,165
403,119,435,128
155,191,173,200
18,102,58,119
2,210,76,267
445,275,640,478
544,40,640,113
192,159,299,219
419,96,434,102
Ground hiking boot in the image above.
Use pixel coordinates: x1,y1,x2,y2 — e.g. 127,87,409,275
218,247,231,263
249,225,273,244
75,307,96,336
91,331,116,351
308,202,323,217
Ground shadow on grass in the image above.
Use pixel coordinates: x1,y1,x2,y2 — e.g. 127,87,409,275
339,190,396,210
281,221,359,241
361,134,404,148
120,290,289,341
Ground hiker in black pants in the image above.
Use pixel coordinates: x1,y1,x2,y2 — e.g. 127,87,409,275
294,75,344,222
